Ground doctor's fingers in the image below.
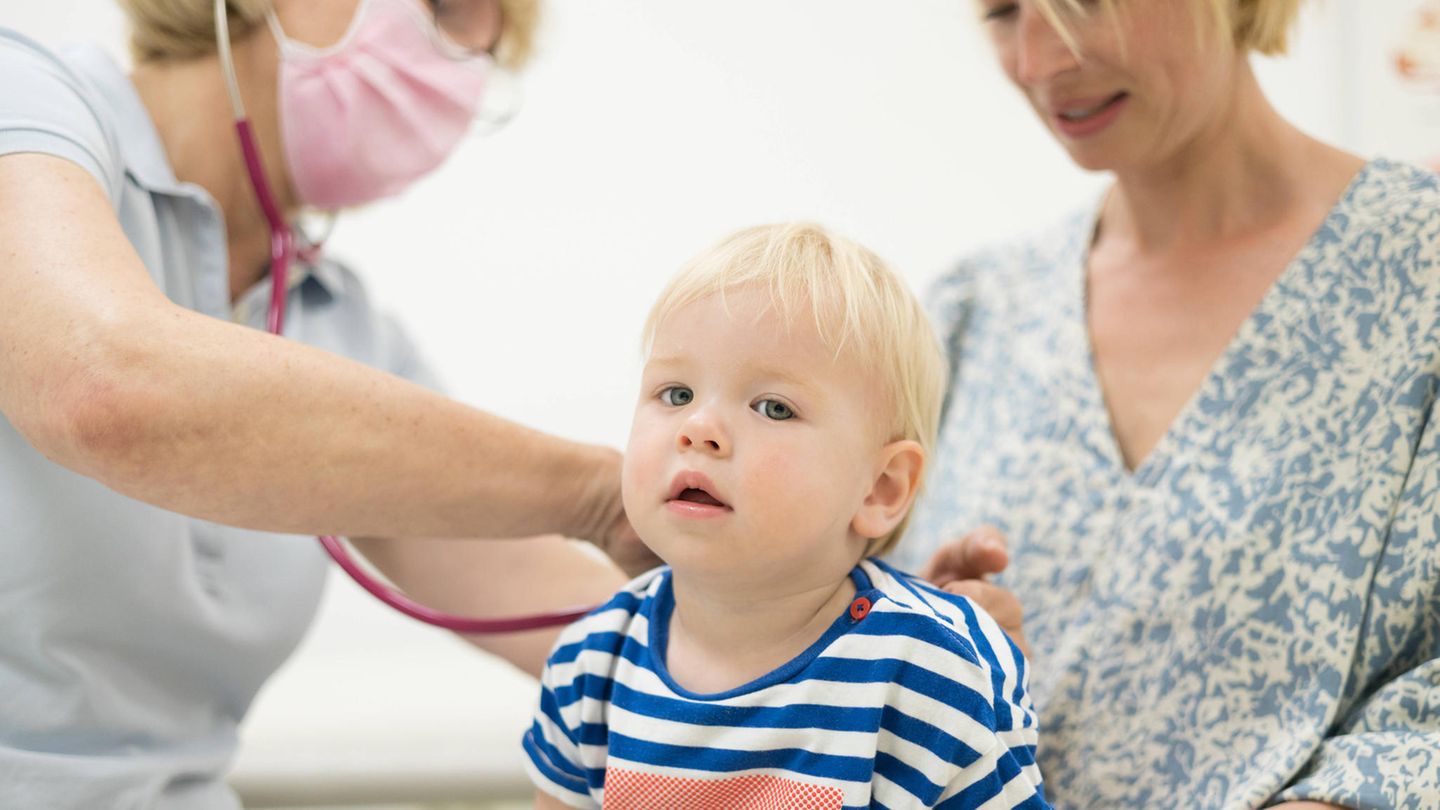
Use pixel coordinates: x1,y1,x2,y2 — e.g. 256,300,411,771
942,579,1030,661
599,510,664,578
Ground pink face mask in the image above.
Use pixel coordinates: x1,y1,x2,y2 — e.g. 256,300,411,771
267,0,490,209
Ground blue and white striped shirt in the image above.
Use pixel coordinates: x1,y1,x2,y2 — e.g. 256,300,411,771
523,559,1049,809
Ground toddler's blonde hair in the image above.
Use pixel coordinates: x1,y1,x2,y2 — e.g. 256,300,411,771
642,223,947,558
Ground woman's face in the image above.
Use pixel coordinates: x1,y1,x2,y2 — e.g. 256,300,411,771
978,0,1242,173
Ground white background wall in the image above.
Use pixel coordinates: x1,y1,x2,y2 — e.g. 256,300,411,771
7,0,1435,804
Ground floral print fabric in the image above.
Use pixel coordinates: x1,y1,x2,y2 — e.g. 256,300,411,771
899,159,1440,809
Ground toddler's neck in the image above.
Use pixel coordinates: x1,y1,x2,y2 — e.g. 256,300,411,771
664,567,859,694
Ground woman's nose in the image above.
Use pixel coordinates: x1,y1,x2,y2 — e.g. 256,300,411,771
676,411,730,457
1012,6,1081,86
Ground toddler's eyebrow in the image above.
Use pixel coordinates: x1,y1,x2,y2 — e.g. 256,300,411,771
751,366,818,394
641,355,687,374
642,356,822,396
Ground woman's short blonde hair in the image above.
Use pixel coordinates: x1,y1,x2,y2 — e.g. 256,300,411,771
642,223,948,558
1033,0,1305,56
117,0,541,67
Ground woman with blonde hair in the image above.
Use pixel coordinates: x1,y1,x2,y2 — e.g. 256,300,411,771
0,1,640,806
906,0,1440,807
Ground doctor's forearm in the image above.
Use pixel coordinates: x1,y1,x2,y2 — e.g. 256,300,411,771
44,309,621,541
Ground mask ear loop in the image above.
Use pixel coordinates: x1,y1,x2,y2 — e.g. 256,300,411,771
262,0,373,59
260,8,340,267
468,66,524,136
418,0,517,137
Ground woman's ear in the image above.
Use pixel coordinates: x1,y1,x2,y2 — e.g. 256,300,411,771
851,439,925,540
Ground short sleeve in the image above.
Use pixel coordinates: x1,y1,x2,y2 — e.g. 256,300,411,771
935,599,1050,810
867,583,1051,809
0,31,121,199
521,635,599,809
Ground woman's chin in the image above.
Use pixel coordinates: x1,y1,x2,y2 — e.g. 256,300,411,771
1057,141,1127,174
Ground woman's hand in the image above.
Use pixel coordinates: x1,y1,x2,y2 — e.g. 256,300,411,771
919,525,1010,586
920,526,1030,660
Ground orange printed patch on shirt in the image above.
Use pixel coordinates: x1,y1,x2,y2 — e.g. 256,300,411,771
603,767,844,810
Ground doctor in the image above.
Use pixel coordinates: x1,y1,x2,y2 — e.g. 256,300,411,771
0,0,634,806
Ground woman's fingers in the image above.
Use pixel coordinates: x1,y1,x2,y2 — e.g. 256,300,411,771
918,525,1010,586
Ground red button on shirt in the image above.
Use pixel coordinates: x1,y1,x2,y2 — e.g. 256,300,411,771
849,596,872,621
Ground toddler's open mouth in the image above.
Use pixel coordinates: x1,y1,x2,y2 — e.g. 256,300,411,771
667,472,731,513
675,488,724,506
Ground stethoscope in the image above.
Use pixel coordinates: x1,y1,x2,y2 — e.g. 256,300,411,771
214,0,592,633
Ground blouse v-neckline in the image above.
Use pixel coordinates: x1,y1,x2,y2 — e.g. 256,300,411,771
1069,160,1380,486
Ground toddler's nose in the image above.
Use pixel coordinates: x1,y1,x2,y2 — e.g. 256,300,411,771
677,411,730,457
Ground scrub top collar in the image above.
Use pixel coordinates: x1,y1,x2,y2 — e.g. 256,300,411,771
63,43,344,299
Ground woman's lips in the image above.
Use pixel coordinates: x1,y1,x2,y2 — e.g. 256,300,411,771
1052,92,1129,138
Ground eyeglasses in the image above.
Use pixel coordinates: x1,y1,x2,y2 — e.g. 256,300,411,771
425,0,504,58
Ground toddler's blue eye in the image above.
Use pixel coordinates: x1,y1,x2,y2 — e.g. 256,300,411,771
661,386,694,406
754,399,794,421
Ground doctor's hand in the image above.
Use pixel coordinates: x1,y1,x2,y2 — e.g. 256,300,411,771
574,450,662,577
594,510,662,579
920,526,1030,660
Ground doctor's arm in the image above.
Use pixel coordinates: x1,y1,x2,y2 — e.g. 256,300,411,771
0,153,624,546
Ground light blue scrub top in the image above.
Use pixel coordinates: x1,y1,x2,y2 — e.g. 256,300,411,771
0,31,441,808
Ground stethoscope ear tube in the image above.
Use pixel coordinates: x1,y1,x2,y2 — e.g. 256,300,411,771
217,0,593,634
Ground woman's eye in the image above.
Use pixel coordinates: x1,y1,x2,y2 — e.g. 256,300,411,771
981,2,1019,21
753,399,795,421
660,386,694,406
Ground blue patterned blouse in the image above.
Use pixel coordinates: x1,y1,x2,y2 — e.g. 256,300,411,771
899,159,1440,809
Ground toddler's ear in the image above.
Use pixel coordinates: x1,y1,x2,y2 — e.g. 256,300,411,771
852,440,925,540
